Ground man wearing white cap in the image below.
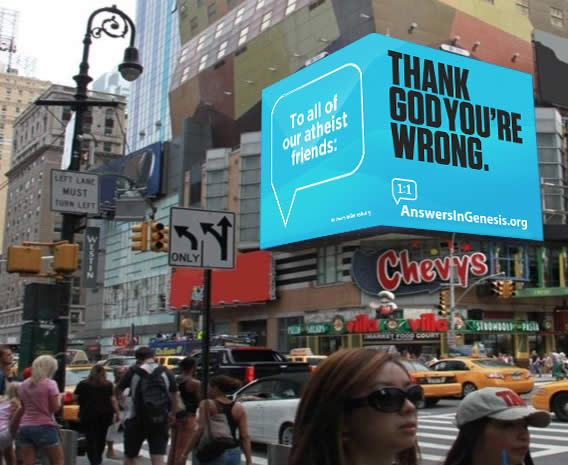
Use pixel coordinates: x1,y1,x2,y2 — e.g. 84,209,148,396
442,387,551,465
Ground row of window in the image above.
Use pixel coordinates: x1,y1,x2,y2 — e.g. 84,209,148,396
483,0,565,27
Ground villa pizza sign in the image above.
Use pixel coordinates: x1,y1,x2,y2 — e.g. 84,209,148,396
351,248,488,295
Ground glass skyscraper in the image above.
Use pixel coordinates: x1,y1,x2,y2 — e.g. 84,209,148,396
127,0,180,152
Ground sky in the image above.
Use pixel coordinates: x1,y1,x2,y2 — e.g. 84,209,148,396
0,0,137,86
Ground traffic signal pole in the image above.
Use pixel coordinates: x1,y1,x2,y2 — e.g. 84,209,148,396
34,6,142,392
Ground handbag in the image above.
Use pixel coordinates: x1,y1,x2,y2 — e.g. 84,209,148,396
196,400,238,462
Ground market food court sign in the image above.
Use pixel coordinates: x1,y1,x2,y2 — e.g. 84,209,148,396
352,248,488,295
288,313,539,336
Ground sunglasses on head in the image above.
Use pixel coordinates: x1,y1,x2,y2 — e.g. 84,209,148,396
345,384,424,413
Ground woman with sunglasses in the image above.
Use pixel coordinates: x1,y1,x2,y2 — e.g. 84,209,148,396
289,348,422,465
443,387,551,465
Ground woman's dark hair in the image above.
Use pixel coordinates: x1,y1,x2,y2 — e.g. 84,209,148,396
289,349,419,465
179,357,196,372
442,417,535,465
87,365,108,385
209,375,241,394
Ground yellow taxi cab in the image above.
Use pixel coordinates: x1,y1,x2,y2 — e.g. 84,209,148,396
62,365,115,424
430,357,534,396
400,360,462,407
531,379,568,421
286,348,327,370
157,356,184,372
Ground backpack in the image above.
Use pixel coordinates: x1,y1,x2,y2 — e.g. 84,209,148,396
196,401,239,462
132,365,171,425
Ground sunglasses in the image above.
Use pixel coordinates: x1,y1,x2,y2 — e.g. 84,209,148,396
345,384,424,413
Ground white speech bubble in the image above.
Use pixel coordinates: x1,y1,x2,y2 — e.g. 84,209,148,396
270,63,365,227
392,178,418,205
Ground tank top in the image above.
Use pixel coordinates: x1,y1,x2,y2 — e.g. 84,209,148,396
178,377,199,416
0,400,11,431
215,399,238,442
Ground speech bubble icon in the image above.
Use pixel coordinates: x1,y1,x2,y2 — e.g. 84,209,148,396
270,63,365,227
392,178,418,205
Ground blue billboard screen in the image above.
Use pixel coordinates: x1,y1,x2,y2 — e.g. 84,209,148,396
260,34,542,248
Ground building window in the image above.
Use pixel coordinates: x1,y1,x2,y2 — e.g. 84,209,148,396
235,6,245,24
285,0,297,15
190,16,198,33
217,41,228,60
215,21,225,38
182,66,191,82
103,142,112,152
515,0,529,15
238,27,249,47
227,0,237,7
551,7,564,27
261,11,272,31
197,0,204,6
208,3,216,23
317,245,342,284
197,35,207,52
199,54,208,71
256,0,264,10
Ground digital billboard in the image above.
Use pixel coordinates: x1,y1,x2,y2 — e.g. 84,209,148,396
260,33,542,249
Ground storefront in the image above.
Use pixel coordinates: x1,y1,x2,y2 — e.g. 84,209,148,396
287,312,540,361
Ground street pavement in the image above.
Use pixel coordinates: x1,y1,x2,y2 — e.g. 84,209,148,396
75,376,567,465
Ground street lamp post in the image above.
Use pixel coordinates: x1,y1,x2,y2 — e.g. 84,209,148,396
35,5,142,391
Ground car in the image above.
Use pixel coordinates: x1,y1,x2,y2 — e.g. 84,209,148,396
100,356,136,377
156,356,184,373
400,360,462,407
232,372,310,445
286,348,327,368
531,379,568,421
430,357,534,396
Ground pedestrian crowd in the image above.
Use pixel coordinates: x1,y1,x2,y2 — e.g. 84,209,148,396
0,345,253,465
0,343,561,465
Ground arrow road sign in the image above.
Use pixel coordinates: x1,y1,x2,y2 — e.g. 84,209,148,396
169,207,235,269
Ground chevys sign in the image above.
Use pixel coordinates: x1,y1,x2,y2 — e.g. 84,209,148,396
351,248,488,295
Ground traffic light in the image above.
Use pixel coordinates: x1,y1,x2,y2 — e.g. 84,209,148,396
493,280,515,298
150,221,168,252
53,243,79,273
438,289,449,317
6,245,42,274
131,221,149,251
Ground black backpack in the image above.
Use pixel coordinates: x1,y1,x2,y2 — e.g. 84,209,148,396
133,365,171,425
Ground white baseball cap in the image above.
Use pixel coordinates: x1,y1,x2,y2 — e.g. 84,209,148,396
455,387,551,428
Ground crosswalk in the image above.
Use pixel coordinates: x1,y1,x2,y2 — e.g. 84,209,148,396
418,412,568,464
105,413,568,465
111,443,268,465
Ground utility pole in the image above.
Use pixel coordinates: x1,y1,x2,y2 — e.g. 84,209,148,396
34,6,142,391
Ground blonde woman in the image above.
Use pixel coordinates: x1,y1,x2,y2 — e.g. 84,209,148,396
16,356,63,465
0,382,21,465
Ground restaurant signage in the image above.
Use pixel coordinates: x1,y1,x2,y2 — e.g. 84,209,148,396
288,313,539,336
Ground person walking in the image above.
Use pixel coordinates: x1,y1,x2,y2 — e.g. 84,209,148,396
443,387,551,465
168,358,200,465
74,365,120,465
15,355,63,465
115,347,178,465
183,375,252,465
0,347,14,396
0,382,21,465
289,348,422,465
106,366,130,460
